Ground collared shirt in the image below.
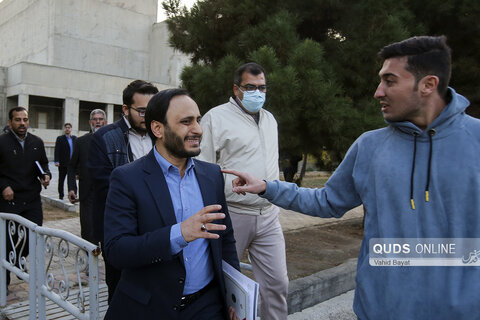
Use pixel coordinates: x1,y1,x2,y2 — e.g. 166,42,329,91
154,147,214,294
66,135,73,158
123,117,152,160
11,130,28,149
234,96,260,124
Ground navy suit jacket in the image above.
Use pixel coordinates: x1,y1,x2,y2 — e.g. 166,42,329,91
54,134,76,166
104,150,240,319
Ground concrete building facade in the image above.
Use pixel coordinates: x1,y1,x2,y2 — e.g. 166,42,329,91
0,0,190,158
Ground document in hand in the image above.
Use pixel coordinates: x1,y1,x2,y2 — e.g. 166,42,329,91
35,161,47,189
222,260,259,320
35,161,46,176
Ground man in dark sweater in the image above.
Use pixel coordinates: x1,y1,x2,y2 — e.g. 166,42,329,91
0,106,51,285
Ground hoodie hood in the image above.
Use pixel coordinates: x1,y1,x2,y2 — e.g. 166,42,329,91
383,87,471,209
386,87,470,137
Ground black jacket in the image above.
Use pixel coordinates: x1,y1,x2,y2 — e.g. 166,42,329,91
87,118,134,243
0,131,51,202
54,134,77,167
67,133,93,200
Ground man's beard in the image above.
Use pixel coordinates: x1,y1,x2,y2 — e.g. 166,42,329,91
90,124,100,133
164,125,201,158
128,113,147,134
12,125,27,138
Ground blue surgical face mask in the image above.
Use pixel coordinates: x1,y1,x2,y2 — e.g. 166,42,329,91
239,89,266,113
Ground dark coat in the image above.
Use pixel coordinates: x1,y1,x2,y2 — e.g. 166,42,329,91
0,131,51,202
87,118,133,243
67,133,93,200
103,150,240,319
54,134,77,167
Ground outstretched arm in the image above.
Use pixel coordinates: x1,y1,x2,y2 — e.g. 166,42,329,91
221,169,267,195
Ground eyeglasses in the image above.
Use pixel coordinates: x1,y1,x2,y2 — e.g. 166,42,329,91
130,107,147,117
237,84,268,93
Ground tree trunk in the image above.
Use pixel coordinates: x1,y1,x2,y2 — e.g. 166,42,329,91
294,153,308,186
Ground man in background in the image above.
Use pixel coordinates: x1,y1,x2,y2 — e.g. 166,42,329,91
198,62,288,319
54,123,76,200
88,80,158,301
0,106,50,286
67,109,106,244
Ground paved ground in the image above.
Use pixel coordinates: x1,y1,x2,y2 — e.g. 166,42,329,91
4,162,359,319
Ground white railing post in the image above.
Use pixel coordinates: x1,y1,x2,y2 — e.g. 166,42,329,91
28,227,37,320
0,217,6,307
36,232,47,320
88,249,100,320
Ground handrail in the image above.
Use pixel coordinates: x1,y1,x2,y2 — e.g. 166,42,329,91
0,212,101,319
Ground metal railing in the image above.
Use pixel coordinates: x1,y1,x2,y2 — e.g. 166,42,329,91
0,212,101,320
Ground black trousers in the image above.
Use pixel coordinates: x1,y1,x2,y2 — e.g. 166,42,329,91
79,195,95,244
180,282,226,320
0,198,43,285
101,243,122,304
58,166,76,198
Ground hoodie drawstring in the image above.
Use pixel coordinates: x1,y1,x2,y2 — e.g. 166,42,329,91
410,132,419,210
410,129,436,210
425,129,436,202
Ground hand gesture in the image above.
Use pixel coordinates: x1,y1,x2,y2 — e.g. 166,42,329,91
2,186,14,201
180,205,226,243
221,169,267,195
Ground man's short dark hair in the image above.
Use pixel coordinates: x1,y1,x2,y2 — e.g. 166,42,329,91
379,35,452,98
123,80,159,107
145,88,190,141
64,123,72,128
234,62,266,85
9,107,27,120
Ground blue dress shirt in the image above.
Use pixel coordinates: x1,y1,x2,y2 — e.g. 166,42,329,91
66,135,73,158
154,147,214,294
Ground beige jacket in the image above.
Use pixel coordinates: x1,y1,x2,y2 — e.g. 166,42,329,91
197,97,279,215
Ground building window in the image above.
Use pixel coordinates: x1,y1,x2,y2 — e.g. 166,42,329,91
114,105,123,122
79,101,106,131
29,96,63,129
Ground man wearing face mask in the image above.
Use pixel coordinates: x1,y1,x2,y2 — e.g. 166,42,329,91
198,62,288,320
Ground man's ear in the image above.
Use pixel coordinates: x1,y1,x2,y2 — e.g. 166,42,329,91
233,84,241,98
150,120,164,139
122,104,129,117
419,75,439,96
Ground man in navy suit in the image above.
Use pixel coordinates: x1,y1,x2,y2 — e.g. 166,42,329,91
54,123,76,199
104,89,240,319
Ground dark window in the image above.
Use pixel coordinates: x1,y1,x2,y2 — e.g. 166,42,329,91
29,96,63,129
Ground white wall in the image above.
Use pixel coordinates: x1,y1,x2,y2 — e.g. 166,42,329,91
149,22,191,87
6,62,171,105
0,67,6,125
51,0,157,79
0,0,50,67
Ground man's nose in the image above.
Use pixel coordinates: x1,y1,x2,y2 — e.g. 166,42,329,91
192,121,202,135
373,83,384,99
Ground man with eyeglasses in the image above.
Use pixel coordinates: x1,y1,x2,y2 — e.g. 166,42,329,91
198,62,288,320
87,80,159,302
67,109,107,244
